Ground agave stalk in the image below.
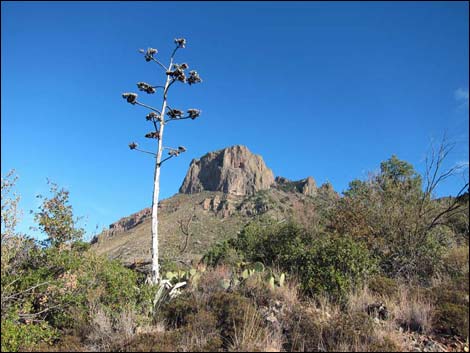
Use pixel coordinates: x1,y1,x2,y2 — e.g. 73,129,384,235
124,39,202,285
150,58,173,284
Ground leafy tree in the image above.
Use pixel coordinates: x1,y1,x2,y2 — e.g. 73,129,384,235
33,180,84,248
122,38,202,284
331,141,468,281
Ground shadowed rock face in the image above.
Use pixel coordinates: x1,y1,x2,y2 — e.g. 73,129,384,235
275,176,317,197
179,145,275,196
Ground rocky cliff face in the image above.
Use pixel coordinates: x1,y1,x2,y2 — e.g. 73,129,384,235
275,176,317,197
179,145,275,196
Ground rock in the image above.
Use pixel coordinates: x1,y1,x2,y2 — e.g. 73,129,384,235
179,145,275,196
275,176,317,196
106,208,152,236
202,198,211,210
366,302,389,320
200,194,235,218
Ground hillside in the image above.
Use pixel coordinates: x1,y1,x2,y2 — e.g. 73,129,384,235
91,145,337,268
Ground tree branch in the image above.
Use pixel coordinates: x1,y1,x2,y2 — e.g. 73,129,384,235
426,182,469,232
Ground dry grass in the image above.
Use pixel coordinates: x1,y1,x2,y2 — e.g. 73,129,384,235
389,285,434,334
192,265,233,299
230,303,268,351
86,307,138,351
347,286,378,314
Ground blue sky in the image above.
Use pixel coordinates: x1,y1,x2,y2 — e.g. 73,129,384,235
2,1,468,240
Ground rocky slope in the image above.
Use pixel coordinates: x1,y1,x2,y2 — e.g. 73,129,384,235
92,145,337,268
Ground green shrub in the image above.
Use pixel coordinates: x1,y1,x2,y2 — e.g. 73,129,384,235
329,155,464,282
432,288,469,337
434,303,469,337
1,319,58,352
29,335,86,352
367,275,399,299
208,220,377,300
201,239,242,267
296,236,376,298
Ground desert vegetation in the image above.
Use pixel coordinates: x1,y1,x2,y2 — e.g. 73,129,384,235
1,143,468,352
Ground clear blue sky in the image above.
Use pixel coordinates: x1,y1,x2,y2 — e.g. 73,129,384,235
2,1,468,240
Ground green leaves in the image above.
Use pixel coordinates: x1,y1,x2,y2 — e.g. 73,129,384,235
33,180,84,248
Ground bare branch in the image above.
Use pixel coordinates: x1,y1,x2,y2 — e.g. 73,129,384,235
426,182,469,232
18,304,62,320
134,148,157,157
135,101,162,114
157,155,175,167
177,213,196,254
151,57,169,71
2,281,50,304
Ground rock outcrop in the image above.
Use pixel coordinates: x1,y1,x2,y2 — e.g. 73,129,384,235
179,145,275,196
275,176,317,197
107,208,151,236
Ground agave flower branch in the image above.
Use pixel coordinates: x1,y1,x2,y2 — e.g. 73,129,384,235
164,109,201,123
158,146,187,166
170,38,186,60
122,38,202,284
139,48,167,71
128,142,156,157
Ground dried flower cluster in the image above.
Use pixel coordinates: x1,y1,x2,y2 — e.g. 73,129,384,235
168,145,187,156
167,63,188,82
187,70,202,85
137,82,156,94
128,142,138,150
145,131,160,139
146,112,161,121
122,92,138,104
187,109,201,119
167,108,184,119
174,38,186,48
139,47,158,62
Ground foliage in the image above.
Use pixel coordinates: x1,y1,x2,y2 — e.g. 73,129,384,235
1,170,22,241
201,238,241,267
434,302,469,337
1,319,58,352
330,154,466,281
204,220,376,299
33,180,84,248
1,171,35,286
431,286,469,337
367,275,399,298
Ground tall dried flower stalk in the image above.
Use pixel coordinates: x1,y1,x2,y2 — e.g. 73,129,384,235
122,38,202,284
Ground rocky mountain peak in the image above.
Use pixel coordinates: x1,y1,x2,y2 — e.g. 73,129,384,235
179,145,275,196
